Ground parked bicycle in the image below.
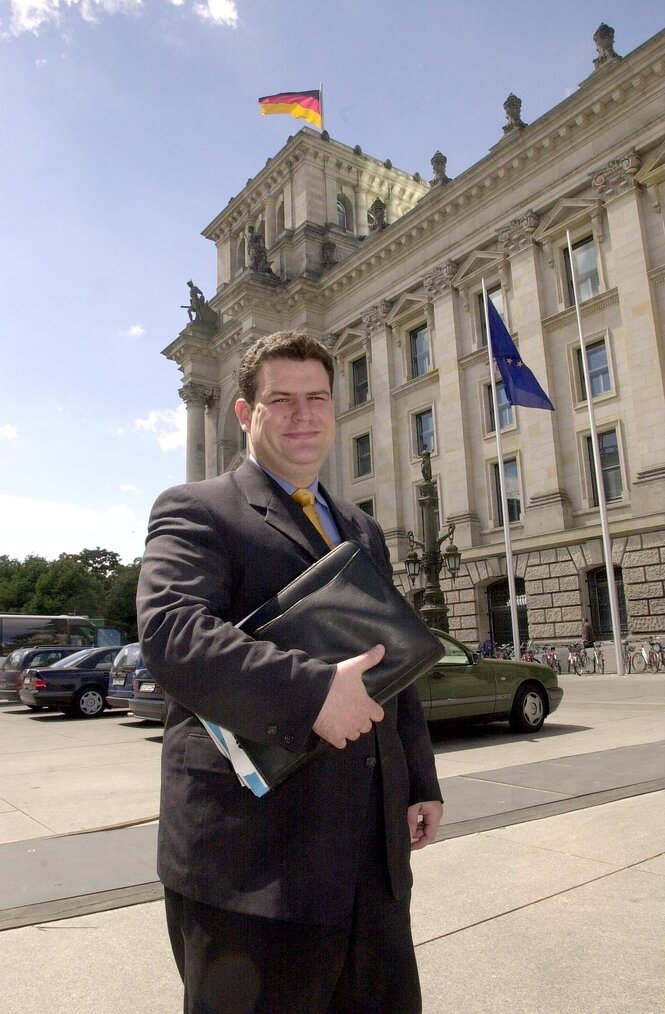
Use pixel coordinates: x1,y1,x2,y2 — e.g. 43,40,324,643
592,642,605,674
520,641,540,663
621,641,636,673
494,643,514,660
630,639,663,673
567,643,593,675
541,644,561,675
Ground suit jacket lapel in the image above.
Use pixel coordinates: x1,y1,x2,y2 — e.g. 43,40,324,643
234,459,328,560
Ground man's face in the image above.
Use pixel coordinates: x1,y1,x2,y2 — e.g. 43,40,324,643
235,357,336,486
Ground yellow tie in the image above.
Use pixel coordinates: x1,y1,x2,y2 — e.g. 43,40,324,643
291,489,335,550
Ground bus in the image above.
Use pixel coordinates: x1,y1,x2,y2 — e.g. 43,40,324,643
0,614,123,662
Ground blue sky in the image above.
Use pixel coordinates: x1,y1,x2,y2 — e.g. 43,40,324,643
1,1,663,563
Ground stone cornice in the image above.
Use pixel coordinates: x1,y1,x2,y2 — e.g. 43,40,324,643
541,287,620,332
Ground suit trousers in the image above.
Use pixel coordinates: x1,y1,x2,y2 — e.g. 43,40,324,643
164,774,421,1014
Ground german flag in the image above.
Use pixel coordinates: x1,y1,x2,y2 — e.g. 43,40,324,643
258,90,322,129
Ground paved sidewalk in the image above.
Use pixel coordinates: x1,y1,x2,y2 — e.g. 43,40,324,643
0,676,662,1011
0,791,661,1013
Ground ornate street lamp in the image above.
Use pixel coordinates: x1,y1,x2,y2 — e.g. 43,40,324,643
406,450,461,632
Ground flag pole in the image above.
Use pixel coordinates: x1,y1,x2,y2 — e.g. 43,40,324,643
566,230,625,676
319,82,324,132
482,279,522,658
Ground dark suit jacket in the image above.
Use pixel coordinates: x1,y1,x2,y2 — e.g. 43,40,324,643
137,459,441,926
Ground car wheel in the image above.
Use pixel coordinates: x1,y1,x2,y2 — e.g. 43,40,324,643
71,687,105,719
509,684,546,733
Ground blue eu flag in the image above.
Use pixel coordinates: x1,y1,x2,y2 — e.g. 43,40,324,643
487,297,554,411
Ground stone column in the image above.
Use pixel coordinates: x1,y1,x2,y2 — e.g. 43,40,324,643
498,213,573,535
179,381,209,482
361,301,402,557
264,198,276,249
354,183,369,237
592,150,665,516
204,389,220,479
423,261,481,550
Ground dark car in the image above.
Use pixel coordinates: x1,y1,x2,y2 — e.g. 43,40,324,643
417,629,563,732
131,661,166,723
106,642,142,711
18,646,120,718
0,646,84,705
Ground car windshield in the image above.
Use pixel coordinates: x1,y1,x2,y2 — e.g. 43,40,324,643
1,649,29,671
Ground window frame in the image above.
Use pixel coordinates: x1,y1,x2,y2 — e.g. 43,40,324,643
491,456,522,528
356,498,375,517
350,355,369,407
486,380,514,434
575,336,613,403
409,324,430,379
413,407,435,457
563,234,600,306
353,431,373,479
585,427,624,507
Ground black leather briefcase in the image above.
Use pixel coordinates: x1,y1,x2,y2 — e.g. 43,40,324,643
231,540,442,789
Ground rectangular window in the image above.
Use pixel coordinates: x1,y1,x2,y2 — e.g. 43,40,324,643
577,339,610,400
493,458,521,525
409,325,430,378
415,409,434,455
357,499,374,517
487,382,513,431
587,429,622,505
351,356,369,406
564,236,599,305
354,433,372,477
478,286,504,347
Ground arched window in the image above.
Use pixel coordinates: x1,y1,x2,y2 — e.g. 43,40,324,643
337,194,353,232
487,578,528,647
587,566,627,637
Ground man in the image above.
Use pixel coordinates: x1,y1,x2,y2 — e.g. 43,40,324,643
137,331,443,1014
582,616,595,648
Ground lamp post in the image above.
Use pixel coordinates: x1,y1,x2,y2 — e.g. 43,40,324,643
406,450,461,631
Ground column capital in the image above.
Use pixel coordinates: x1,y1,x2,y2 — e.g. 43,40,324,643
362,300,393,335
591,149,642,200
179,381,215,407
423,260,458,298
498,211,540,254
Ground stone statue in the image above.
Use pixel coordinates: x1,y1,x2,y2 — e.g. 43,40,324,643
420,449,432,482
321,239,337,269
247,226,273,274
502,93,527,134
369,197,387,232
430,151,451,186
182,280,218,329
593,23,621,68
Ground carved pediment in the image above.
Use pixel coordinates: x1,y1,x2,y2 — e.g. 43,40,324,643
333,326,365,356
452,248,504,287
384,291,428,326
635,140,665,185
533,198,603,241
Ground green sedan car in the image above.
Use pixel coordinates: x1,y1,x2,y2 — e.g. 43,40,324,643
416,629,563,732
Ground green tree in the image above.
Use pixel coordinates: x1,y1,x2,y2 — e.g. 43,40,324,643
104,563,141,641
77,548,123,582
30,558,106,616
0,555,50,612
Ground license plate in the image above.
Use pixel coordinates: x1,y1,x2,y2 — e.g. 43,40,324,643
112,676,126,686
140,682,156,693
23,676,31,686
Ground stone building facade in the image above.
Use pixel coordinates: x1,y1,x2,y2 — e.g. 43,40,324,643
164,25,665,665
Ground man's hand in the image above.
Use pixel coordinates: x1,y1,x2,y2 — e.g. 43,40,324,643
408,800,443,850
312,644,386,749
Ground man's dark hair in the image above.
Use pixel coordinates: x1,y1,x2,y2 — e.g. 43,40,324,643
236,331,335,404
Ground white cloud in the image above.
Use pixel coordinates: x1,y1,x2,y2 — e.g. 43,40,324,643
0,494,147,563
134,404,186,453
7,0,238,34
193,0,238,25
119,483,138,492
0,424,18,441
119,323,146,338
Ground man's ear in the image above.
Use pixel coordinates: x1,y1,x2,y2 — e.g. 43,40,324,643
235,398,252,431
